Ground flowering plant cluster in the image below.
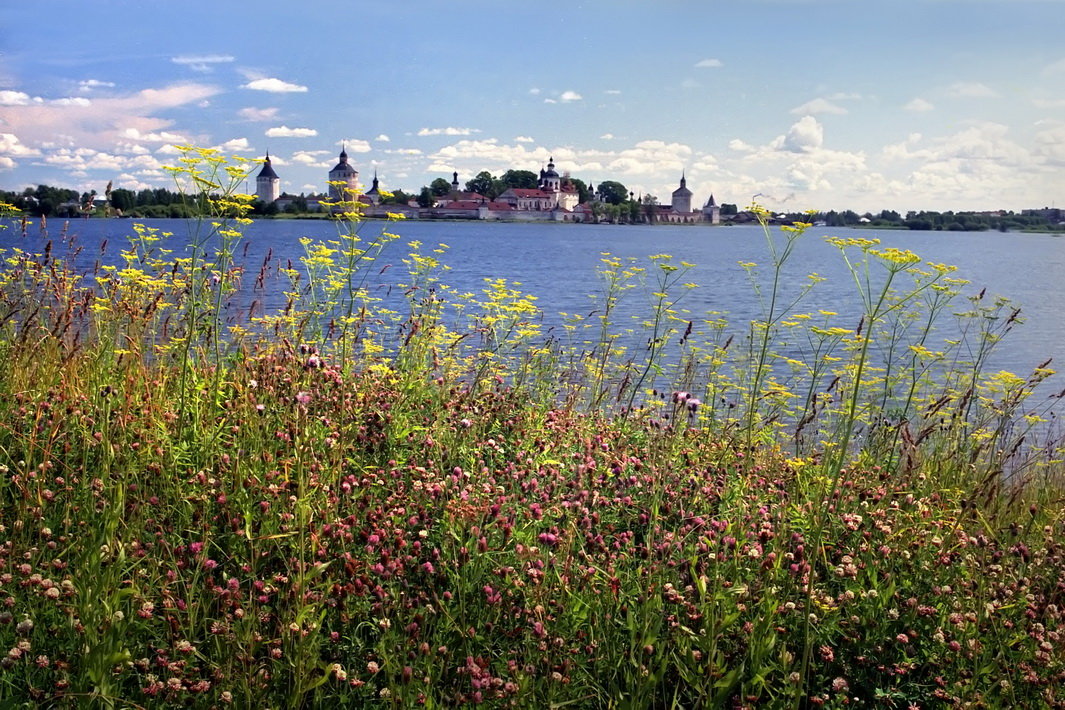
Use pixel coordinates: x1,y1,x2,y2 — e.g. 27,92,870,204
0,155,1061,707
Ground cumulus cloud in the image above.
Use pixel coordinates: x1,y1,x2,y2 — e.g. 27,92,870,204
242,78,308,93
172,54,235,72
375,134,390,142
52,97,92,107
600,133,615,140
78,79,115,92
946,81,999,99
1033,122,1065,165
265,125,317,138
790,98,847,116
427,138,690,182
0,82,221,153
336,139,371,153
121,127,189,143
783,116,824,152
1,91,97,108
514,136,534,143
238,107,279,121
417,127,480,137
0,91,36,106
904,98,935,112
213,137,252,152
0,132,41,157
40,146,165,175
559,91,582,102
291,150,331,165
383,148,423,156
694,58,724,68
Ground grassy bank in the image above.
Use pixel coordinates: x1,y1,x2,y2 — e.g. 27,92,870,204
0,149,1062,708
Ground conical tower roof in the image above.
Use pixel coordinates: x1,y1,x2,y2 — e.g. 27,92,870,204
257,153,279,179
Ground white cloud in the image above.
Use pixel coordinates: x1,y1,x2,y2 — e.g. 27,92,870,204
604,89,622,95
0,156,16,170
904,98,935,112
384,148,422,156
213,137,252,152
559,91,582,102
172,54,235,73
0,83,220,152
783,116,824,152
337,139,371,153
40,146,165,175
514,136,534,143
543,99,557,105
417,127,480,137
790,98,847,115
291,150,330,165
242,78,308,93
694,58,724,68
375,134,390,142
0,91,34,106
528,88,541,95
238,106,279,121
600,133,615,140
946,81,999,99
265,125,317,138
121,127,189,143
52,97,92,107
0,133,40,157
1034,122,1065,165
78,79,115,92
1042,57,1065,76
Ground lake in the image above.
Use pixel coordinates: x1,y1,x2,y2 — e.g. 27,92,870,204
10,216,1065,389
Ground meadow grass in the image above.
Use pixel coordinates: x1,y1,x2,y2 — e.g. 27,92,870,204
0,149,1062,708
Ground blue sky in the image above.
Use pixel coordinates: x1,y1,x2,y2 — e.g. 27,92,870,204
1,0,1063,212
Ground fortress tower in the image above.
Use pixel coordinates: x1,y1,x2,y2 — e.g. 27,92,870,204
671,172,693,214
328,146,359,200
255,152,280,203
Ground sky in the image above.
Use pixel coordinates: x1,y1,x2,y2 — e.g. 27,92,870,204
1,0,1063,213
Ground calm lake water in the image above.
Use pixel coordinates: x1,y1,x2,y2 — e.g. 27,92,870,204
11,217,1065,387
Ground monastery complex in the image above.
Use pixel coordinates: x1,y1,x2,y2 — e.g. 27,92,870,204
255,148,721,224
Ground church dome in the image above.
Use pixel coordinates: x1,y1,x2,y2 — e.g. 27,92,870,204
331,147,353,173
543,157,559,179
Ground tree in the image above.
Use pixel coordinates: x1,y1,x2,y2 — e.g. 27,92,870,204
627,198,641,223
596,180,629,205
417,187,435,208
382,189,412,205
642,194,659,223
720,203,738,216
465,171,500,199
109,188,135,214
499,170,538,190
429,178,452,197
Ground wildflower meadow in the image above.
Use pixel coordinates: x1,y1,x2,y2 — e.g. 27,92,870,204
0,148,1062,708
